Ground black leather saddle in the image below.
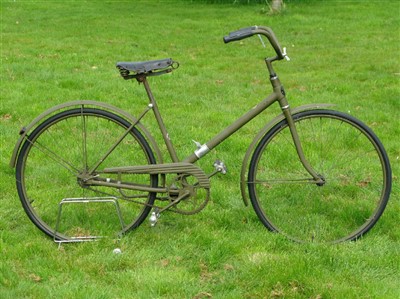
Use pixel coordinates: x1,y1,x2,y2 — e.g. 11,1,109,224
116,58,178,79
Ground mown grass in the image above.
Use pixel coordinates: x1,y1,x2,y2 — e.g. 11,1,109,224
1,1,399,298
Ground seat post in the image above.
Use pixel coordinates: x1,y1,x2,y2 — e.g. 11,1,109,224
140,76,179,162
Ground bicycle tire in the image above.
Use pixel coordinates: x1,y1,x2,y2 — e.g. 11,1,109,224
248,109,392,243
16,108,158,240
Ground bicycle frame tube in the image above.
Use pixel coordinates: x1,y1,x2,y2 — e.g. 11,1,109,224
183,73,285,164
142,77,180,162
183,92,279,163
182,75,321,182
141,72,321,182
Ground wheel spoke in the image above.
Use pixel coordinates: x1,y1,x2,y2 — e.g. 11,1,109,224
16,108,158,240
81,107,89,171
250,178,316,185
24,137,80,175
248,110,391,243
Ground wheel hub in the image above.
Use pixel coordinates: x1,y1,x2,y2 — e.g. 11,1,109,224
316,174,326,187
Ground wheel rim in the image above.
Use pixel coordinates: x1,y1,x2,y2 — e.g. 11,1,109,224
248,110,391,243
16,108,157,240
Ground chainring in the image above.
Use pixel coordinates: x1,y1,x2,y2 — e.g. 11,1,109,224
168,174,210,215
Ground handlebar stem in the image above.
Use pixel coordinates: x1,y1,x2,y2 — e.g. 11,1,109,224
265,56,279,77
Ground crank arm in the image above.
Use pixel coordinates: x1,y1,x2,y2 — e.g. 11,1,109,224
157,190,191,214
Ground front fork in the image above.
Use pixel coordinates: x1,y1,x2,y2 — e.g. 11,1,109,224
269,70,323,184
278,96,324,184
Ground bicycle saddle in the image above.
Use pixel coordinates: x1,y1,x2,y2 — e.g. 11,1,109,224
116,58,177,79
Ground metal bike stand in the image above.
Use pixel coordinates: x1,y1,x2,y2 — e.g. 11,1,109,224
54,197,125,246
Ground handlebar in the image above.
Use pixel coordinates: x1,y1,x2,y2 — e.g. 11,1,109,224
223,26,284,60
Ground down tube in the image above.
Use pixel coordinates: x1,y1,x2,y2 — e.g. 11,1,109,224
183,93,278,163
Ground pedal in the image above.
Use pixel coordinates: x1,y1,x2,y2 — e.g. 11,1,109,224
149,208,160,227
213,160,227,175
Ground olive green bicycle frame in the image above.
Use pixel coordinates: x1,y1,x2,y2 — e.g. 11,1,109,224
93,57,323,194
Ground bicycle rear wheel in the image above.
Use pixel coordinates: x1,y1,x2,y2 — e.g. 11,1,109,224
16,108,158,240
248,110,391,243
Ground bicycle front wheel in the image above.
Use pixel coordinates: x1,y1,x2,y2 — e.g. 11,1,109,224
248,110,391,243
16,108,158,240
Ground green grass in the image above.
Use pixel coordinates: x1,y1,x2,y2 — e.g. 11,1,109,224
1,0,399,298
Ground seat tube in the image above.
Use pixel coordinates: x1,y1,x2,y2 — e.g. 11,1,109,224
141,77,179,162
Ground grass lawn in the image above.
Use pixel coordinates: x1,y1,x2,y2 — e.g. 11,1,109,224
1,0,399,298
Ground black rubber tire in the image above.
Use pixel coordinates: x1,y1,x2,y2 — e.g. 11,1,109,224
248,109,391,243
16,108,158,240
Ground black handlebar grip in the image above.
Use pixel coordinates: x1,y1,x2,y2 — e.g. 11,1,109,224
223,26,256,43
223,25,284,59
